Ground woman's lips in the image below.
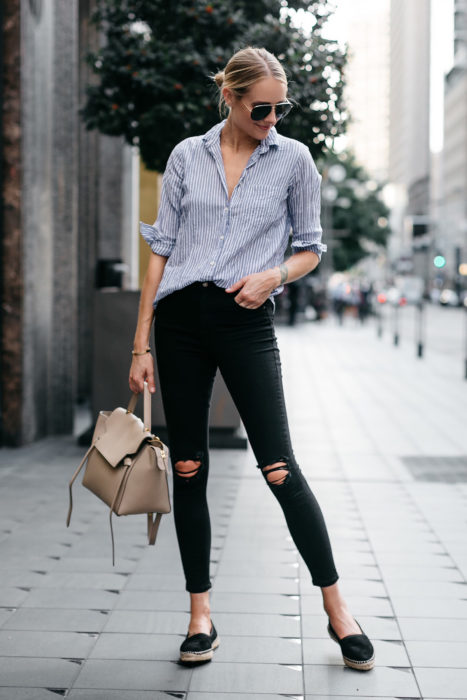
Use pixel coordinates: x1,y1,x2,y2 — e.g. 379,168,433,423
256,124,270,131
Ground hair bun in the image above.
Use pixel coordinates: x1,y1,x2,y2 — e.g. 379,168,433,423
214,70,225,88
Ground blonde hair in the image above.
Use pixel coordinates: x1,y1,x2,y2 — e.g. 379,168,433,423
212,47,288,117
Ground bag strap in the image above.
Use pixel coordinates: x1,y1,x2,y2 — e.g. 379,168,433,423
147,512,163,545
66,444,94,528
126,381,152,432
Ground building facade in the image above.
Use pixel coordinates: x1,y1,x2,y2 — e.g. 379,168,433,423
388,0,431,279
438,0,467,290
0,0,139,445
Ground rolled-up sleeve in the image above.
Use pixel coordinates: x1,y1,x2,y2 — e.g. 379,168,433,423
139,144,185,257
288,145,327,260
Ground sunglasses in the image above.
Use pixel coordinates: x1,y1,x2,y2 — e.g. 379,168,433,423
242,100,293,122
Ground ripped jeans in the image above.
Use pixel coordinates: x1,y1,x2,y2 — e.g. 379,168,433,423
154,281,339,593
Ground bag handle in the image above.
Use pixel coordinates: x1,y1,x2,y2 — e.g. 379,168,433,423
127,381,152,431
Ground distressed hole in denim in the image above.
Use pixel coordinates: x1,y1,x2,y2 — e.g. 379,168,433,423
262,461,290,486
174,459,202,480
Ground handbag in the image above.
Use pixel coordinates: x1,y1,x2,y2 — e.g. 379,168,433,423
66,381,171,565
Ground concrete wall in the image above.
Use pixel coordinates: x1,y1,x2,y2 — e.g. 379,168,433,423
1,0,134,444
20,0,79,439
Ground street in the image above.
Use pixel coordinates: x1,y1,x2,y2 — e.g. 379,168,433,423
1,314,467,698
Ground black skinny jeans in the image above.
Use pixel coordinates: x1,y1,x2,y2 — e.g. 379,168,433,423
154,281,339,593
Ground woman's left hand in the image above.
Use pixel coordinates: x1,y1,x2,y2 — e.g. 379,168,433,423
225,270,279,309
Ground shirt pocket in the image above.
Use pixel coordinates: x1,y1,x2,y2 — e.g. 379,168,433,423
245,186,285,227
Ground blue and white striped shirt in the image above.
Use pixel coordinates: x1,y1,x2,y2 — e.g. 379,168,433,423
140,118,327,308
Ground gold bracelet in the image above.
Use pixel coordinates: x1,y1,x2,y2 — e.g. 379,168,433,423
132,347,151,356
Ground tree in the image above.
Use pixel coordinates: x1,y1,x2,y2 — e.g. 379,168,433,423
82,0,347,171
320,151,391,271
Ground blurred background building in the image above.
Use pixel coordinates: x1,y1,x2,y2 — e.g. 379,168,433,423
438,0,467,295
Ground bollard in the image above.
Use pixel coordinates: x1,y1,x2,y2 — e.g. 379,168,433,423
393,304,399,346
416,300,424,358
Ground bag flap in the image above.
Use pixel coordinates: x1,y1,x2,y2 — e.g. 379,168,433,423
94,407,148,467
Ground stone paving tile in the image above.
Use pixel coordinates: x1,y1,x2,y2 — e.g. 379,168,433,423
383,580,467,598
375,564,464,582
0,588,29,607
0,656,81,687
300,594,393,616
103,610,193,635
0,630,98,658
72,659,190,691
68,693,181,700
301,578,387,598
187,695,301,700
303,664,420,697
414,667,467,699
390,595,467,618
0,608,16,629
30,572,131,589
203,612,301,638
398,617,467,642
303,697,416,700
0,690,63,700
188,661,303,694
115,591,190,612
51,557,138,573
2,608,110,633
299,564,381,586
210,591,300,615
20,588,120,610
0,572,53,588
89,633,184,661
405,640,467,668
210,574,300,594
125,573,198,592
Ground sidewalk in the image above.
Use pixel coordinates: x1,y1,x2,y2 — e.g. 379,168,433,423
1,314,467,699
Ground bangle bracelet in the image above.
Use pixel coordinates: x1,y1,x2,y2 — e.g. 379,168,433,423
279,263,288,284
132,347,151,356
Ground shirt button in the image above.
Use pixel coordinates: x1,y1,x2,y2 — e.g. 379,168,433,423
224,207,228,213
210,261,215,265
220,236,224,240
202,282,208,287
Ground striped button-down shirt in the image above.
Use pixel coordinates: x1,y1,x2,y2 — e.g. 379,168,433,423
140,118,327,308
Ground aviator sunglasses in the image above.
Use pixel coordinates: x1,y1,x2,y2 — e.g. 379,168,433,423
242,100,293,122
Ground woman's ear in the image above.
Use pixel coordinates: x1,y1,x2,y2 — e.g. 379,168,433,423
222,86,233,109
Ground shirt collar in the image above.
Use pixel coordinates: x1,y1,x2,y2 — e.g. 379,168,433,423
202,119,280,152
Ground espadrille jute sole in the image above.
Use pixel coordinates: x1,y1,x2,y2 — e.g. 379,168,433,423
179,634,220,663
328,622,375,671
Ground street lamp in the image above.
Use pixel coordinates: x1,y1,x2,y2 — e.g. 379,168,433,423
321,162,346,284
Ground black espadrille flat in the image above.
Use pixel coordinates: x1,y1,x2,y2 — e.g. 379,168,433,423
327,618,375,671
179,621,220,664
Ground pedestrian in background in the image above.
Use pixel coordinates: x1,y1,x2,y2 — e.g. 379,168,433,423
130,46,374,671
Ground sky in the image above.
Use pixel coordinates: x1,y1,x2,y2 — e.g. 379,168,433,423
300,0,455,154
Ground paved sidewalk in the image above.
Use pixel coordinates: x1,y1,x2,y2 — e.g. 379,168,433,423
1,314,467,699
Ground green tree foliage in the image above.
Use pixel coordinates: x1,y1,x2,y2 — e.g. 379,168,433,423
321,151,391,271
82,0,347,171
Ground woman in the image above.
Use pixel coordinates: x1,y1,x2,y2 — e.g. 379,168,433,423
130,47,375,671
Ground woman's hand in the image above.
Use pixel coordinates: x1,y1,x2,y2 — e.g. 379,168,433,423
129,354,156,394
225,269,280,309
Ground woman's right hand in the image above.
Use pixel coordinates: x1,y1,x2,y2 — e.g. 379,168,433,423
129,354,156,394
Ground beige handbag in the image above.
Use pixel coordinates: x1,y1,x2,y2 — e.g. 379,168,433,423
66,382,171,565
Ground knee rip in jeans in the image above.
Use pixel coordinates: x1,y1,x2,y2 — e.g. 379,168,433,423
261,460,290,486
174,459,203,481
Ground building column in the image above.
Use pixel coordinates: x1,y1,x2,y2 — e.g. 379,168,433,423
0,0,22,444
